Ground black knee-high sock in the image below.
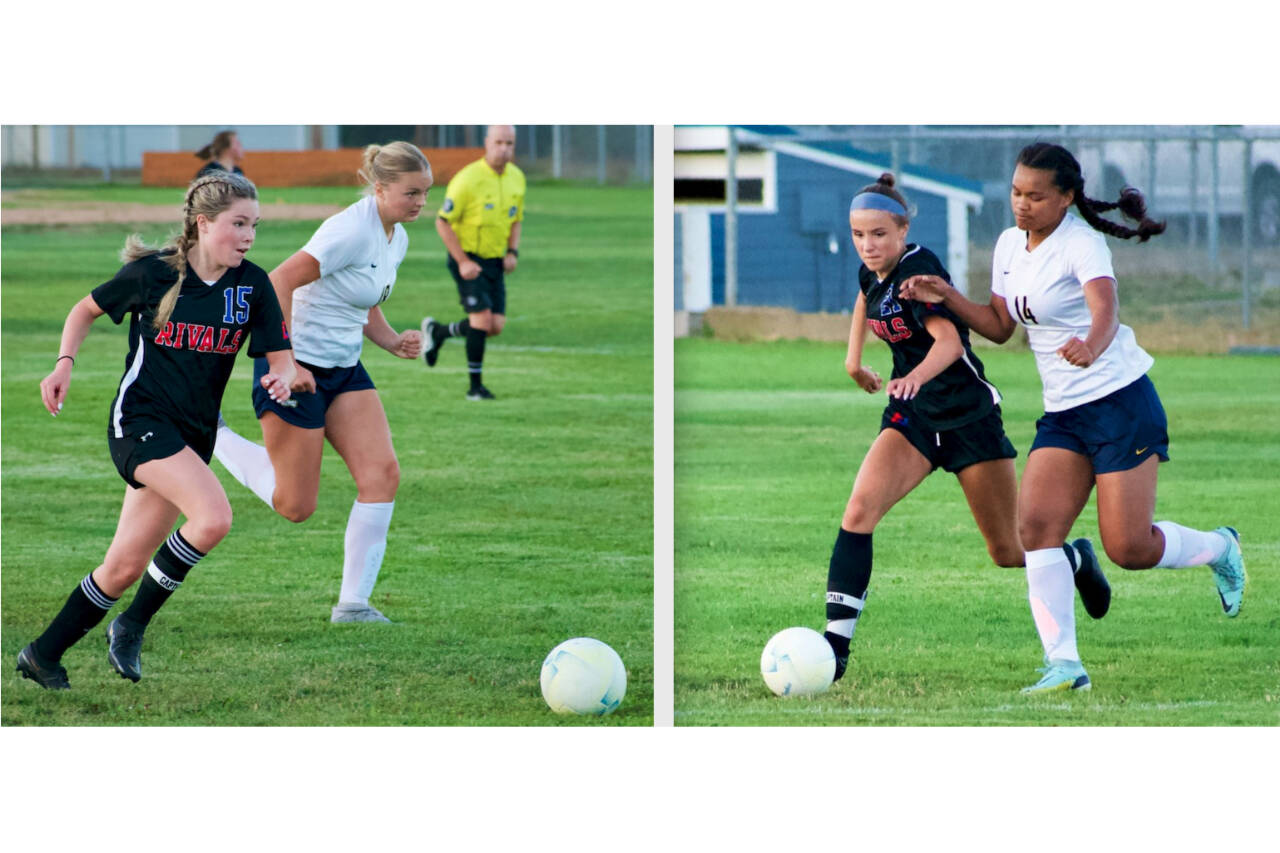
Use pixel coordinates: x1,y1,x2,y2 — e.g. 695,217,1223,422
824,528,873,661
441,318,471,340
119,530,205,630
34,574,119,662
465,326,487,389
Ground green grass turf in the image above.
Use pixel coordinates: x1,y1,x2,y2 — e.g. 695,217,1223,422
675,338,1280,725
1,182,653,725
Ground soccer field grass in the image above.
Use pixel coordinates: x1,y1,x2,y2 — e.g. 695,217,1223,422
1,182,653,725
675,338,1279,726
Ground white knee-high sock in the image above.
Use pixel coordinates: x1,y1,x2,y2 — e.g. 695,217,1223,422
1025,547,1080,663
339,500,394,605
1153,521,1229,568
213,423,276,508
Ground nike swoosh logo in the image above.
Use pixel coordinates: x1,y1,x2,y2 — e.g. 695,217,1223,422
1135,446,1148,455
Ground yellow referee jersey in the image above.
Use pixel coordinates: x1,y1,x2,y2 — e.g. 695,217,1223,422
437,159,526,259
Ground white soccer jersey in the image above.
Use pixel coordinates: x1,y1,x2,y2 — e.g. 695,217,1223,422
290,196,409,368
991,213,1153,412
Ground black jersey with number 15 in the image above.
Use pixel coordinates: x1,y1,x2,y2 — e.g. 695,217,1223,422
91,252,290,442
858,244,1001,430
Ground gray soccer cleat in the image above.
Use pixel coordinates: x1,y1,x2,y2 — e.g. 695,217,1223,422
331,603,392,623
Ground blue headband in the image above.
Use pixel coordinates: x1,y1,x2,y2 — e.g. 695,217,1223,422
849,192,908,218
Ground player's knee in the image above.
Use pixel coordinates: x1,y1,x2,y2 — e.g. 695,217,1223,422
1018,516,1056,551
189,506,233,547
100,557,148,589
989,544,1023,568
841,496,879,532
1103,540,1156,571
274,495,316,524
357,459,400,501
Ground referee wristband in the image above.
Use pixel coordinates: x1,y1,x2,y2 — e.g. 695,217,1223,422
506,248,519,258
56,355,75,366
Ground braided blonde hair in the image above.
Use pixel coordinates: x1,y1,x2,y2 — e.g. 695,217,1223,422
122,171,258,331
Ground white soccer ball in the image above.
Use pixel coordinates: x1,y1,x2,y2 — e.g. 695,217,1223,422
760,627,836,697
540,637,627,716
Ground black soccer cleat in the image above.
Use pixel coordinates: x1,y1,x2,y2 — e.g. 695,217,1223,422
823,630,850,682
1070,537,1111,619
106,616,145,682
466,385,496,401
16,643,70,690
421,317,443,367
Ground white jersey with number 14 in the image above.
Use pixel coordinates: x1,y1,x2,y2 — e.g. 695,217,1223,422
991,212,1153,413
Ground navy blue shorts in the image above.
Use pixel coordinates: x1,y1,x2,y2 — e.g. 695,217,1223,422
251,358,375,429
108,419,214,489
448,254,506,315
880,402,1017,474
1030,375,1170,474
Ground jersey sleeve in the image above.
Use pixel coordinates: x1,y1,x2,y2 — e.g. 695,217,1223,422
437,170,469,225
90,259,150,325
245,268,292,357
990,231,1013,298
899,249,962,330
300,211,363,279
1068,229,1115,286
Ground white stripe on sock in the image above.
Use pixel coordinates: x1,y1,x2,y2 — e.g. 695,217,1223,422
80,575,117,610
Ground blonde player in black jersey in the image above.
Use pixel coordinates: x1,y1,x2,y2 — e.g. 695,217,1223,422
820,173,1108,684
16,172,294,690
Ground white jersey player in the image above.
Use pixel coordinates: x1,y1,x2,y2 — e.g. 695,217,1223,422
213,142,432,624
900,142,1246,694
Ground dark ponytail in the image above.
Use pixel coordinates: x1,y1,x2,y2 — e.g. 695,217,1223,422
1017,142,1166,242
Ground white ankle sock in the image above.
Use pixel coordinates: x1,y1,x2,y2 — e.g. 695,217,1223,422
213,423,276,508
339,500,394,605
1025,547,1080,663
1153,521,1228,568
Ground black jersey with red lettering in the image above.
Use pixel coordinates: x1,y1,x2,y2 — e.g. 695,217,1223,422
91,252,290,443
858,244,1001,430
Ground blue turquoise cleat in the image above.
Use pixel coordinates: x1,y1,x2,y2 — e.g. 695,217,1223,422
1208,526,1245,617
1021,659,1091,694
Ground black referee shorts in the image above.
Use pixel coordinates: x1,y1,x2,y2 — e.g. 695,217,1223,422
448,253,506,315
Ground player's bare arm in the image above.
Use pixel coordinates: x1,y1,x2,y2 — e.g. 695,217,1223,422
435,217,480,279
844,291,882,393
899,274,1018,344
363,305,423,359
1059,277,1119,367
260,349,296,403
267,250,321,392
886,314,964,401
40,294,106,416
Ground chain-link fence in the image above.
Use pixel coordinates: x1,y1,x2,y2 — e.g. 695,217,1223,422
679,125,1280,347
774,126,1280,336
2,124,653,186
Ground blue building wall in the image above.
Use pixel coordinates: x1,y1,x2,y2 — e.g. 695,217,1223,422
674,213,684,310
699,151,952,313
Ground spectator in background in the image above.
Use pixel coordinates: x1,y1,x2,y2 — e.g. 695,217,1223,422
196,130,245,179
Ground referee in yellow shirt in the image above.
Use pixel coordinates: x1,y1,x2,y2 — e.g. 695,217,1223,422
422,125,525,400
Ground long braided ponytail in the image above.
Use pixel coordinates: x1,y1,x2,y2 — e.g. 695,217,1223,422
120,172,258,331
1017,142,1166,242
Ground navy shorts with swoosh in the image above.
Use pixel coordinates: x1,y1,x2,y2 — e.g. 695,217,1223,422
1030,374,1170,474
